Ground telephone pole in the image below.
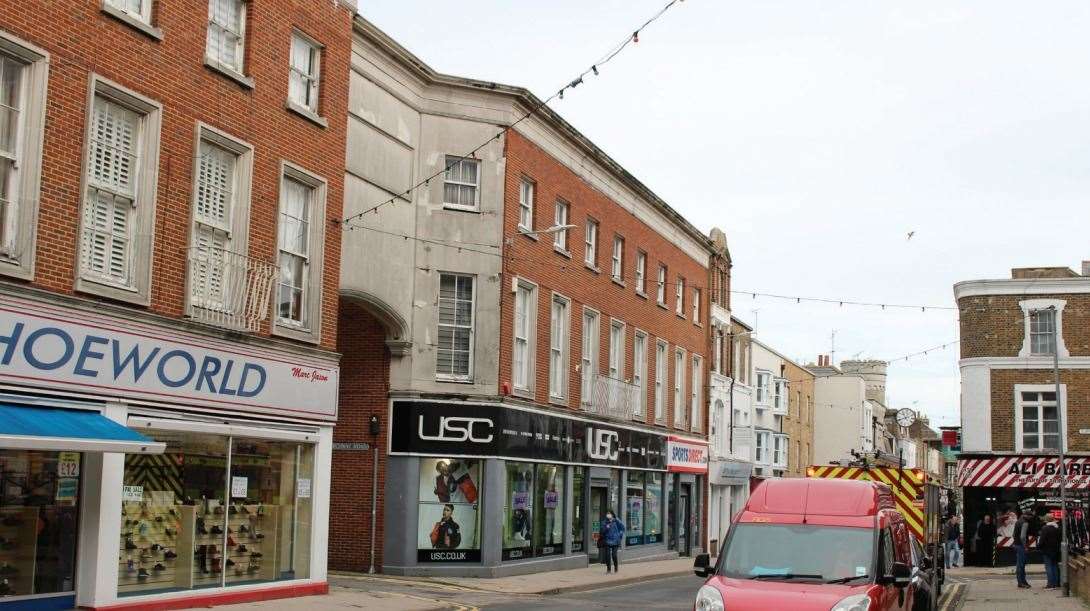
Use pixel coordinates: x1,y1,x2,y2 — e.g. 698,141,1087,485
1051,306,1069,597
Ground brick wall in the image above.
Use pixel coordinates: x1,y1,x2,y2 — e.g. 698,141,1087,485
958,294,1090,359
500,128,709,435
782,360,815,476
1,0,351,350
990,369,1090,452
329,301,389,572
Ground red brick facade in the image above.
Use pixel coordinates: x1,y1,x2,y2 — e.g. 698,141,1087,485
330,301,389,572
500,128,710,433
0,0,351,350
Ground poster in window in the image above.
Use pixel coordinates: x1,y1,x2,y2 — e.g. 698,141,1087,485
417,458,481,562
419,458,480,504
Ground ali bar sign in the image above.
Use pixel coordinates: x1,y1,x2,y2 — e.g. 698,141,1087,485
958,456,1090,489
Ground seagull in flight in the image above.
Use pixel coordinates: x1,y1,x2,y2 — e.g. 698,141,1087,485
906,231,915,240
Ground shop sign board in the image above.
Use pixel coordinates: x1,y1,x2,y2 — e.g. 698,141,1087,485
0,295,339,420
231,476,248,498
958,455,1090,489
390,400,668,470
709,460,753,486
667,436,708,474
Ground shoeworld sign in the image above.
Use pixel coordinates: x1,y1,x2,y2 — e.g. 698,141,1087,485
957,455,1090,489
0,295,338,421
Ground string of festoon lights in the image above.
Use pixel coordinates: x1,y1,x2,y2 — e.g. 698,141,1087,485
336,0,687,228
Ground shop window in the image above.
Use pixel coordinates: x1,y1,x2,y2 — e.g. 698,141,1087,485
417,459,480,562
571,467,585,553
532,464,563,557
502,462,534,561
646,472,663,544
626,472,645,546
118,430,314,596
0,450,80,600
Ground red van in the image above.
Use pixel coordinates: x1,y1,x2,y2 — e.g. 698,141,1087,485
693,478,917,611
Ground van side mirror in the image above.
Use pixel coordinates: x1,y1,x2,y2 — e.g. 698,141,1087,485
920,555,932,570
892,562,912,588
693,553,713,578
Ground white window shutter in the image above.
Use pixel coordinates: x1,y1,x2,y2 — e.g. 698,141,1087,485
89,100,138,197
195,142,234,231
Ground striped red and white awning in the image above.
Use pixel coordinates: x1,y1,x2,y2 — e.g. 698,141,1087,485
957,456,1090,489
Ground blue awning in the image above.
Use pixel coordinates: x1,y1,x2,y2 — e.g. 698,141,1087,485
0,404,165,454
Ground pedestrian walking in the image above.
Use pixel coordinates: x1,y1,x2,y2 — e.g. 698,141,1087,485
945,516,961,568
972,514,997,567
1039,515,1062,589
1012,508,1032,589
599,510,626,573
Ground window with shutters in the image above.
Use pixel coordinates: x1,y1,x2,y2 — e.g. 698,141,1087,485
206,0,247,78
0,33,47,281
518,179,534,232
437,273,475,381
77,78,160,302
553,200,569,252
611,235,624,283
442,156,480,211
549,294,570,402
675,276,685,316
691,355,703,431
584,218,598,268
512,279,536,394
654,340,667,423
273,162,327,343
635,251,647,295
633,330,648,417
581,308,600,407
609,319,625,378
674,348,686,427
656,264,667,305
288,33,321,113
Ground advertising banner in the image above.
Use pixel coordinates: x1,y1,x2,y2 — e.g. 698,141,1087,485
390,400,668,470
667,436,709,473
958,455,1090,489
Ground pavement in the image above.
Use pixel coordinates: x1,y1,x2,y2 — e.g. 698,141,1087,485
946,565,1088,611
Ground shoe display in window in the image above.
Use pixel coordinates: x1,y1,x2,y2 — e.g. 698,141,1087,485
164,549,177,560
153,563,165,572
237,544,248,554
227,536,237,547
210,525,224,535
124,538,137,550
137,568,149,580
0,578,14,596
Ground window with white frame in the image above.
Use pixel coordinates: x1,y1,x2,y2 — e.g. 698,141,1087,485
513,280,536,393
188,128,252,315
437,273,475,380
609,319,625,378
1019,299,1069,358
633,331,648,417
655,340,667,422
549,294,570,401
78,82,161,303
611,235,624,282
1030,309,1056,355
675,277,685,315
584,218,598,267
581,308,600,406
656,264,667,304
635,251,647,294
755,431,771,464
288,33,321,113
273,164,325,341
692,287,701,322
772,379,784,411
1018,389,1062,452
773,435,787,466
206,0,246,74
105,0,152,24
713,330,723,375
674,348,686,427
691,355,703,431
518,178,534,232
0,36,48,279
553,200,569,251
755,372,771,404
443,156,480,211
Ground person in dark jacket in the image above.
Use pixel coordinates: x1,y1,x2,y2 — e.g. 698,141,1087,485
944,516,961,568
1012,509,1031,588
1039,515,1061,589
599,510,626,573
973,514,997,567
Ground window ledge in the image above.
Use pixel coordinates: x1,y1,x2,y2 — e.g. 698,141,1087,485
517,227,539,241
656,301,669,311
512,387,534,400
676,312,687,320
611,277,626,288
436,376,475,385
553,245,572,259
584,263,601,275
694,321,703,328
285,99,328,128
635,290,648,300
442,204,481,214
101,5,163,41
548,396,569,408
204,57,254,89
272,321,321,345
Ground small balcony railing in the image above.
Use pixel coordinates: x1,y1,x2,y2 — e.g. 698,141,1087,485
582,373,639,421
186,246,277,333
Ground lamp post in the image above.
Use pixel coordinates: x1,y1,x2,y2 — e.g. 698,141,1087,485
1045,306,1069,596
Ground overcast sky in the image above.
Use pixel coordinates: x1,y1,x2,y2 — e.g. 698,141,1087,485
362,1,1090,427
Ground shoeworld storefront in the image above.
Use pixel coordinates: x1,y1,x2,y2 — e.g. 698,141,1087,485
0,293,338,610
383,399,705,577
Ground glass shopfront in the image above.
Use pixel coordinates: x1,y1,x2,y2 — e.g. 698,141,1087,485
533,464,563,557
571,467,585,553
417,458,481,562
117,429,314,596
502,462,534,561
646,472,663,544
626,472,645,546
0,450,80,601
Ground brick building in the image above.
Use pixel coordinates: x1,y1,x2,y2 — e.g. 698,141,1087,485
955,262,1090,565
334,17,716,578
0,0,353,607
782,359,816,477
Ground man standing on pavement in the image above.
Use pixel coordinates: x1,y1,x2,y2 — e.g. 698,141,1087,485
945,516,961,568
1013,508,1032,589
599,510,626,573
1039,514,1061,589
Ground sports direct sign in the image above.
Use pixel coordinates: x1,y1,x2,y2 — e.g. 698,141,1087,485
667,436,708,473
958,456,1090,489
0,295,338,420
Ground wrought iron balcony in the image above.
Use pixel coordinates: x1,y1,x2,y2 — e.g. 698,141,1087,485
582,373,639,421
186,246,276,333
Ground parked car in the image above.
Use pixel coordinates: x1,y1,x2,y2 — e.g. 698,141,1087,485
909,537,943,611
693,477,918,610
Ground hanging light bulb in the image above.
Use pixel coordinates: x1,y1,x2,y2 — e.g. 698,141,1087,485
632,31,639,43
592,65,599,76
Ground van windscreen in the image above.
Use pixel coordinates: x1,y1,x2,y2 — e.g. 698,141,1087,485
719,524,874,584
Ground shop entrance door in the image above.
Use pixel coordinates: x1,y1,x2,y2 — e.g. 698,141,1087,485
679,484,692,556
589,486,608,562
